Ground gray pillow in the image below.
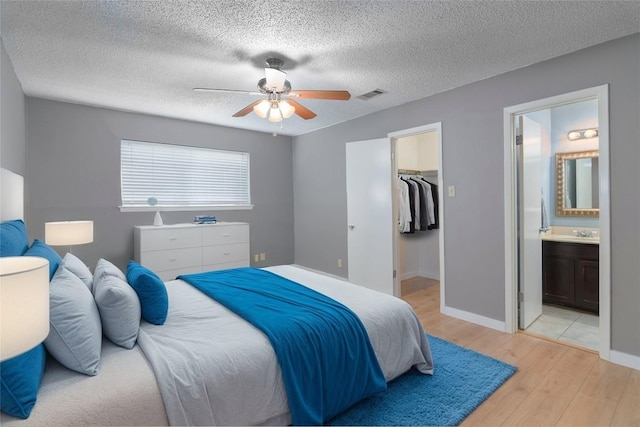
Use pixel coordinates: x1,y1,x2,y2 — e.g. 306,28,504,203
93,258,126,284
61,252,93,290
93,274,141,349
45,267,102,376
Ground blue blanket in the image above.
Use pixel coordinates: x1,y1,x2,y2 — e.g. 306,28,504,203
178,267,387,425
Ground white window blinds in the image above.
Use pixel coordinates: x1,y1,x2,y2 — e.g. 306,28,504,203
121,140,250,209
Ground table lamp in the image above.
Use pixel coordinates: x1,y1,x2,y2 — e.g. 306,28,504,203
45,220,94,253
0,256,50,361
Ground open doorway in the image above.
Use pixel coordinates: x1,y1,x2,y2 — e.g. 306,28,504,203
516,99,600,351
504,85,611,359
388,123,444,309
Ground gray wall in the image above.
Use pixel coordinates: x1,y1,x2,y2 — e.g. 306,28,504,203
293,34,640,357
1,39,26,175
25,98,295,272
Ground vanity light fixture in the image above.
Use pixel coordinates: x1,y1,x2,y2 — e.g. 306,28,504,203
567,128,598,141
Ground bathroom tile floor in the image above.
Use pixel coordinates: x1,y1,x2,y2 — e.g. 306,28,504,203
526,304,599,351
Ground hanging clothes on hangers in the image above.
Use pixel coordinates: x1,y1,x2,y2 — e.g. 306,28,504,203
396,177,412,233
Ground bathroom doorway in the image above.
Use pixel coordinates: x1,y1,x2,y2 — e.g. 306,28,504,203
503,85,611,359
517,99,600,350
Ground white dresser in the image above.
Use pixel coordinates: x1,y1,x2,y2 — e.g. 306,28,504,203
133,222,250,281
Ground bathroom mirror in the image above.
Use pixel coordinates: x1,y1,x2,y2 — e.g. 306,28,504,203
555,150,599,217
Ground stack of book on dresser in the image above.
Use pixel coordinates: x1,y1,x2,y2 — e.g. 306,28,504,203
194,215,217,224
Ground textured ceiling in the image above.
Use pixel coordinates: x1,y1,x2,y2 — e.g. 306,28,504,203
1,1,639,136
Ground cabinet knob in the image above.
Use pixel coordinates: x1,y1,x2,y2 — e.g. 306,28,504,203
348,225,355,230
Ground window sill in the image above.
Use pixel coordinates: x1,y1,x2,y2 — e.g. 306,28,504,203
119,204,254,213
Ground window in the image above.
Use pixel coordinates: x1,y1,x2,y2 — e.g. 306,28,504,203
120,140,251,211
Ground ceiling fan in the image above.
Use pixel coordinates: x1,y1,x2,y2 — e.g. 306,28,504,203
193,58,351,122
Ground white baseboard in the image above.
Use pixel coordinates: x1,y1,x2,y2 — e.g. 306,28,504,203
609,350,640,370
443,305,506,332
399,271,418,281
418,270,440,281
399,271,440,281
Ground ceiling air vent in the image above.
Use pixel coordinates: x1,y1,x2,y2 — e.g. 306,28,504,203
356,89,387,100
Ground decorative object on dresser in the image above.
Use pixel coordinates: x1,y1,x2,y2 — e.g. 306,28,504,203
0,256,50,361
44,220,94,254
133,222,250,281
542,240,599,313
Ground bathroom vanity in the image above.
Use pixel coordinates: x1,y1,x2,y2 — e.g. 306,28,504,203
542,237,599,314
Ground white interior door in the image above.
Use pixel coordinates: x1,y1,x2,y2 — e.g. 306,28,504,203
346,138,395,295
519,115,543,329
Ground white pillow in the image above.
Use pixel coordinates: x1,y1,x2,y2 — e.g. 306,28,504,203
61,252,93,290
93,274,141,349
45,267,102,376
93,258,126,284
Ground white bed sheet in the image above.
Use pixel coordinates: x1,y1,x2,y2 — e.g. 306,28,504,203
138,265,433,426
1,265,433,426
0,338,168,426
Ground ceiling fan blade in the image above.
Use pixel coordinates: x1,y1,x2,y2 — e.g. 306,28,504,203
288,90,351,100
264,68,286,92
288,100,317,120
193,88,263,96
232,100,263,117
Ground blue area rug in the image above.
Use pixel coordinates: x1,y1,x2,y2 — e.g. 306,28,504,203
328,335,517,426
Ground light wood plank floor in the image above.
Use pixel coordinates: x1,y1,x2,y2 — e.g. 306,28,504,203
401,279,640,427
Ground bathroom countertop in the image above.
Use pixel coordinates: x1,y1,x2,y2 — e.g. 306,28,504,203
541,226,599,244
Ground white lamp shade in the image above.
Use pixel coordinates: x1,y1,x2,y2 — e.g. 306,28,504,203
0,256,50,361
45,220,94,246
268,105,283,122
253,100,270,118
279,100,295,119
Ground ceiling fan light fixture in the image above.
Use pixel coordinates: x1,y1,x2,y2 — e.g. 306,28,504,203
253,100,270,118
268,105,283,122
279,100,295,118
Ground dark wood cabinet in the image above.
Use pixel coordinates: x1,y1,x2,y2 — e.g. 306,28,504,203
542,240,599,314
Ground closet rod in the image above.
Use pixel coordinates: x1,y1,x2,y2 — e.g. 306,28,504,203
398,169,421,175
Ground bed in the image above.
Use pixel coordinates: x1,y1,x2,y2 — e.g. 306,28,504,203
0,169,433,426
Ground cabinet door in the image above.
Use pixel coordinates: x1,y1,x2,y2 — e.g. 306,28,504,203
575,259,599,313
542,256,575,305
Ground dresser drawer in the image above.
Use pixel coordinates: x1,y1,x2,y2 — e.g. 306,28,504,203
202,242,249,266
139,247,202,273
202,225,249,246
203,260,248,273
139,227,202,251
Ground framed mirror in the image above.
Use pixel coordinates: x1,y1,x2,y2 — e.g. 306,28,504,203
555,150,599,217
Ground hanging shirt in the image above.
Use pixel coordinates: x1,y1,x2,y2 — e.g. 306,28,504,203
396,178,412,233
405,179,421,231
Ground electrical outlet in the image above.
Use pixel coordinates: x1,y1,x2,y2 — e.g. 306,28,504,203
254,254,259,262
260,252,266,261
337,259,342,268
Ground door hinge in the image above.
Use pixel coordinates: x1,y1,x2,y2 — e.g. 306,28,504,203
518,292,524,303
515,135,523,146
393,270,397,278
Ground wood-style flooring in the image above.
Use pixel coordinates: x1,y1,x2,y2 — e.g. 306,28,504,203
400,277,640,427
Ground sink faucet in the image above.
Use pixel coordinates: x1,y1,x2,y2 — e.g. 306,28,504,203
573,229,595,238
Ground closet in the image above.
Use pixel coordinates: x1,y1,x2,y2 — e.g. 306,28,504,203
396,132,440,282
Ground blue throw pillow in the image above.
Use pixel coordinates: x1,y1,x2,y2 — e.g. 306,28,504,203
0,344,46,419
24,239,61,280
126,261,168,325
0,220,29,257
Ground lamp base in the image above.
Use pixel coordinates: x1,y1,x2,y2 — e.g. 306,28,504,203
153,211,163,226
